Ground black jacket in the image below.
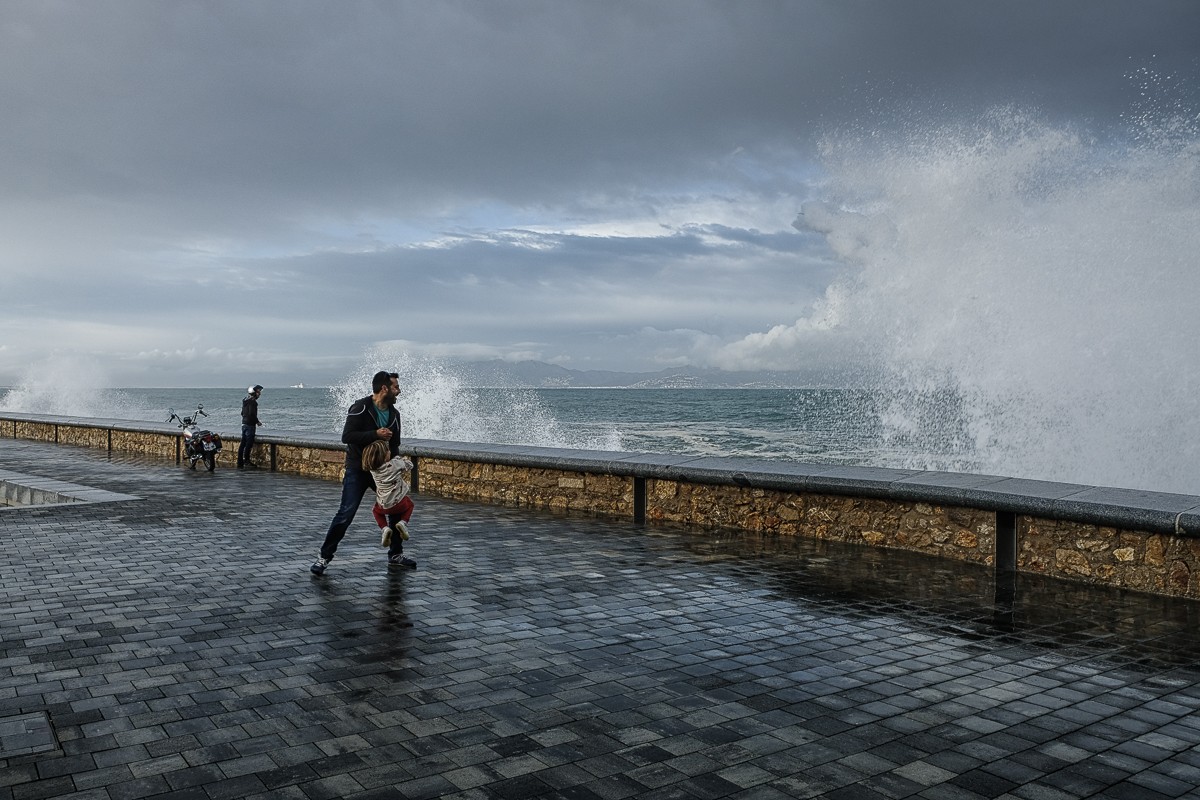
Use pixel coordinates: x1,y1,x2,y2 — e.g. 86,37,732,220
241,395,261,426
341,395,401,467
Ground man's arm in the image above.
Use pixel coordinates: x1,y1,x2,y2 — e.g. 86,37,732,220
387,409,402,455
341,401,381,447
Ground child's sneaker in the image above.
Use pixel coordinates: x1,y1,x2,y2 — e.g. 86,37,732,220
380,526,392,547
394,520,410,541
310,556,330,575
388,553,417,569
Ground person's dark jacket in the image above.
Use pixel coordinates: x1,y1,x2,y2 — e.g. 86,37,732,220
341,394,401,467
241,395,261,426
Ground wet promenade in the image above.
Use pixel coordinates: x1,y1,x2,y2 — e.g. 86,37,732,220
3,437,1200,800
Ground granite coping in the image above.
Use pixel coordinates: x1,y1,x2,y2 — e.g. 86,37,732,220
5,411,1200,537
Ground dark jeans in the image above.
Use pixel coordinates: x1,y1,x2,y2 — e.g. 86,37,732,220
237,424,257,466
319,464,375,560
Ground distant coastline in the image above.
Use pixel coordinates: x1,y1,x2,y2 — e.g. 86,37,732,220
449,359,861,390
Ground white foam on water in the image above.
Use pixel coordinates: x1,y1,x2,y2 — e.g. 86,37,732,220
802,102,1200,492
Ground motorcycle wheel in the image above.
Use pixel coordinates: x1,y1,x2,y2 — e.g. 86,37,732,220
203,454,216,472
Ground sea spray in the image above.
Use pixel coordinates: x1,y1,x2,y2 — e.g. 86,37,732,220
334,344,624,450
802,105,1200,492
0,357,140,419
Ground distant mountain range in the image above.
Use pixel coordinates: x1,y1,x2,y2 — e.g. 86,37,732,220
457,360,857,389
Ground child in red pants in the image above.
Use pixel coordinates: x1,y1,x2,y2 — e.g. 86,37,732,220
361,440,414,548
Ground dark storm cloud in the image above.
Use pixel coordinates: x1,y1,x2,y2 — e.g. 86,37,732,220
4,1,1192,216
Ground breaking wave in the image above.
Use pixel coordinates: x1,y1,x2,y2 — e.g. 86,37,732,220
800,102,1200,492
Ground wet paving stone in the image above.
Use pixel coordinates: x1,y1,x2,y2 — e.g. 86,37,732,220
3,436,1200,798
0,712,57,759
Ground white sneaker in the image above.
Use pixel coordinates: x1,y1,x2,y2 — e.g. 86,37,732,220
394,520,410,541
380,526,392,547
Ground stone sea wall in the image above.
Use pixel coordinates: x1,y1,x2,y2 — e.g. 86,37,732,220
1018,517,1200,599
417,458,633,516
647,479,996,564
5,412,1200,600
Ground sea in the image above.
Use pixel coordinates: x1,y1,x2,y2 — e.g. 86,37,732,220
1,377,1195,497
0,385,888,467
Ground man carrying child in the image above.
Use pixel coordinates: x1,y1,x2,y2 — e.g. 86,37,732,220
311,370,416,574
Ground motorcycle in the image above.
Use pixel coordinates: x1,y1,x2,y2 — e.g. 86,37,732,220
167,405,223,471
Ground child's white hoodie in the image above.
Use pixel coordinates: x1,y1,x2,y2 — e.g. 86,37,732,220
371,456,412,508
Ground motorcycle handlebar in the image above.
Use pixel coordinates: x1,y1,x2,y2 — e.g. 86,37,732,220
166,407,205,426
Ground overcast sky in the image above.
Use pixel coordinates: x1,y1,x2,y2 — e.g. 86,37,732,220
1,0,1198,388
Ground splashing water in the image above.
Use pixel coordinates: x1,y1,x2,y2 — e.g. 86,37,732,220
331,344,624,450
0,357,138,418
801,104,1200,492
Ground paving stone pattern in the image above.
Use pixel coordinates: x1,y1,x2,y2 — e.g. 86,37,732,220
3,437,1200,799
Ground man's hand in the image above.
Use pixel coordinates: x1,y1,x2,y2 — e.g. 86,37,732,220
376,427,393,440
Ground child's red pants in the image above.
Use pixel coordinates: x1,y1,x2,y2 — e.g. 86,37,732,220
372,496,414,528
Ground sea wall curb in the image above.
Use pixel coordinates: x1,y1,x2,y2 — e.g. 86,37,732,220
0,467,141,508
5,411,1200,599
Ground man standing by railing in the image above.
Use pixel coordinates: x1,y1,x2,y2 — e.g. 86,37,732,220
237,385,263,469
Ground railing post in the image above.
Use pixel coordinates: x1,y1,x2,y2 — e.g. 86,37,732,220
994,511,1018,629
634,476,646,525
996,511,1017,575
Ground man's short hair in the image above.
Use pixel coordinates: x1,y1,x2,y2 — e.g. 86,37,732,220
372,370,398,393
